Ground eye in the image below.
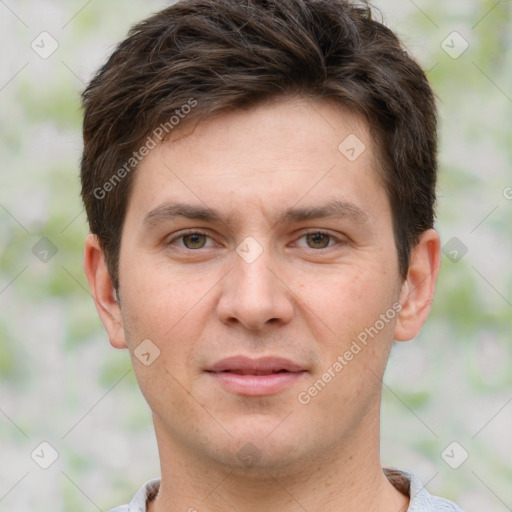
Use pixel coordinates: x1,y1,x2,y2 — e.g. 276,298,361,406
165,229,345,252
166,230,215,250
295,231,342,250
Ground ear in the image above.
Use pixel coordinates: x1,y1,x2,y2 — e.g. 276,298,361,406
83,233,127,349
394,229,441,342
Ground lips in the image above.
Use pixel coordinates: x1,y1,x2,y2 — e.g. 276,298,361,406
223,369,289,376
205,355,307,396
206,355,306,374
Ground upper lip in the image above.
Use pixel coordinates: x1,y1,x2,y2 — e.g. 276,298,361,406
206,356,306,375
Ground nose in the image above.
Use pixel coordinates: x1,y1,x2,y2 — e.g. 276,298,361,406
216,241,294,331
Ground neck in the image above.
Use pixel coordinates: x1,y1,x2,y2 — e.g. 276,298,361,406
148,403,409,512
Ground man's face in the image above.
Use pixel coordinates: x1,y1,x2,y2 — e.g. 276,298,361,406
117,97,404,472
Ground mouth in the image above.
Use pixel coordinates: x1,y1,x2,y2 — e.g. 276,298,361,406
205,356,307,396
206,355,306,374
212,369,294,376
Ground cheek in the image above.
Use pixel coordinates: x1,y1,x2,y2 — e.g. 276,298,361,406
120,283,202,418
120,253,208,336
298,266,397,419
302,264,393,338
119,258,217,382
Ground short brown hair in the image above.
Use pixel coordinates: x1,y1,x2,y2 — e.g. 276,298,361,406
80,0,437,290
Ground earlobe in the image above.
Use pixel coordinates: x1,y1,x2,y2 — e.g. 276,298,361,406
394,229,441,342
83,233,127,349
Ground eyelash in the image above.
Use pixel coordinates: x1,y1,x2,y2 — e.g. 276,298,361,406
165,229,344,251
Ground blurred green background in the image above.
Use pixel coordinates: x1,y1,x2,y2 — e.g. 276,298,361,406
0,1,510,510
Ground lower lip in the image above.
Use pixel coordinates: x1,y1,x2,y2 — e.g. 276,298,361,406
206,371,307,396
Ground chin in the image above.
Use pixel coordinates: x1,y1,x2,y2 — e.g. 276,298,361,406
211,422,309,468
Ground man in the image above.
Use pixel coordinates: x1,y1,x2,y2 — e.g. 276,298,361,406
81,0,464,510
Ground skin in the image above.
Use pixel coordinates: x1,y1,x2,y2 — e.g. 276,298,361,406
84,96,440,512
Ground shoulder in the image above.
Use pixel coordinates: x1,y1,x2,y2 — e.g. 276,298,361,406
384,467,464,512
425,495,464,511
105,478,161,512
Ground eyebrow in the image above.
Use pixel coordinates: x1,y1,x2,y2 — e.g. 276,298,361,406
142,199,370,230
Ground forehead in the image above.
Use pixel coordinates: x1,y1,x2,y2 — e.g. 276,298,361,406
163,96,374,167
126,97,388,228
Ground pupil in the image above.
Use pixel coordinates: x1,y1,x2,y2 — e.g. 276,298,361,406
308,233,329,248
185,233,205,249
